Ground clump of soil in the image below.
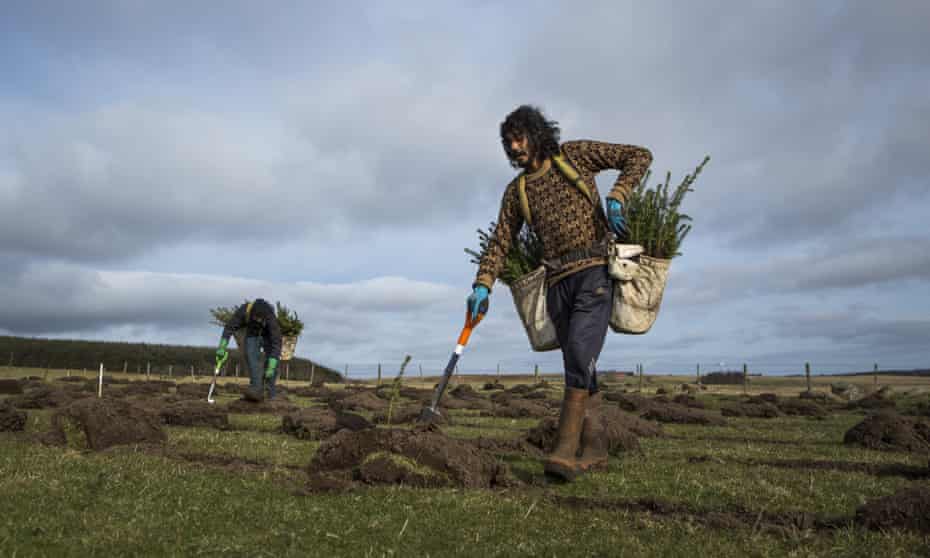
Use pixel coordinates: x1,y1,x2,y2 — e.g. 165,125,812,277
603,392,652,413
331,391,388,412
843,412,930,453
120,381,174,397
776,398,828,418
526,406,652,455
0,401,27,432
522,390,549,400
48,398,165,451
672,394,704,409
226,396,298,415
398,387,433,402
751,393,779,404
849,392,896,411
799,390,835,403
441,396,495,412
175,383,211,398
450,384,479,400
160,401,229,429
483,398,552,419
855,486,930,533
641,403,726,426
282,408,372,440
507,384,534,395
9,386,84,409
308,426,512,489
655,387,669,395
720,402,781,419
0,379,23,395
371,404,444,425
483,382,505,391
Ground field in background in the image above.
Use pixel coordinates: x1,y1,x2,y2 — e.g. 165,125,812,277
2,366,929,557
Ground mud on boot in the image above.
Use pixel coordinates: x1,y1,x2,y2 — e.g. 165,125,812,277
544,387,587,481
577,391,609,472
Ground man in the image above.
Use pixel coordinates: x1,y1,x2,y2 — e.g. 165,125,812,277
469,105,652,480
215,298,282,400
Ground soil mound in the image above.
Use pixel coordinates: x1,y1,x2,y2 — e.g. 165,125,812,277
450,384,479,399
855,486,930,533
226,396,297,415
398,387,433,402
332,391,388,412
121,381,174,397
848,392,896,411
483,382,505,391
0,379,24,395
720,402,781,419
441,396,494,412
751,393,779,404
175,383,211,398
483,398,552,419
642,403,726,426
49,398,165,451
777,398,828,418
0,401,27,432
603,393,652,413
507,385,534,395
10,386,84,409
372,405,438,425
160,401,229,429
308,426,512,489
843,412,930,453
672,394,704,409
282,408,372,440
522,390,549,400
526,406,661,455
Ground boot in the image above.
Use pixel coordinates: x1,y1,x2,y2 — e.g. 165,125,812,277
544,387,588,481
577,391,609,472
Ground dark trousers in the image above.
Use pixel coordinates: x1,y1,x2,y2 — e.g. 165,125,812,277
245,337,277,399
546,266,612,393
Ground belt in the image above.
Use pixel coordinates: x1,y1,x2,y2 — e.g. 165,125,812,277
542,239,609,273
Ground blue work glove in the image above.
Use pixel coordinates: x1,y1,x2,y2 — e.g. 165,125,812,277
606,198,626,237
264,357,278,381
467,285,490,321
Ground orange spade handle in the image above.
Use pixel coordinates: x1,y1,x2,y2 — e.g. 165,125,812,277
457,310,485,346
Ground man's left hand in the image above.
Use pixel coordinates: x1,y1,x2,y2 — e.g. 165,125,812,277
606,198,626,237
264,357,278,380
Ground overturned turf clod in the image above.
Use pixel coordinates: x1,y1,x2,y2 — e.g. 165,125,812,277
855,486,930,533
160,400,229,429
49,398,165,451
843,412,930,453
0,401,27,432
282,408,372,440
308,427,512,489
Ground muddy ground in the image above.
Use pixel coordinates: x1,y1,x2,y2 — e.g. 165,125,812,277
843,412,930,453
46,398,165,451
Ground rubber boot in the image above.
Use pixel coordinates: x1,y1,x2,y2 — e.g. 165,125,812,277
544,387,588,481
577,391,609,472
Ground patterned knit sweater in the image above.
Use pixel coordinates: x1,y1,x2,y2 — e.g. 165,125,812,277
475,140,652,290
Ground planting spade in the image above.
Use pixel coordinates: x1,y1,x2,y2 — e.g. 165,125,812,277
418,298,488,424
206,360,223,404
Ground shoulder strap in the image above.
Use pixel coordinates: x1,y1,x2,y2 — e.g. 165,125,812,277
245,301,254,322
517,175,532,226
515,154,607,229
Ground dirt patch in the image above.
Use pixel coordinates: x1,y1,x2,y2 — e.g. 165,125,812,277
720,402,781,419
551,495,843,536
848,392,897,411
0,379,24,395
776,398,828,418
371,405,442,425
48,398,165,451
282,407,373,440
506,384,534,395
483,382,505,391
120,381,175,397
672,394,704,409
175,383,212,398
642,403,726,426
483,398,552,419
9,386,86,409
687,455,929,480
160,400,229,429
603,392,652,413
226,396,298,415
843,412,930,453
0,401,27,432
450,384,479,399
856,487,930,533
307,426,513,490
331,391,388,412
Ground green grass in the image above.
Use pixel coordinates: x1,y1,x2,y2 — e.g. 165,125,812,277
2,374,930,556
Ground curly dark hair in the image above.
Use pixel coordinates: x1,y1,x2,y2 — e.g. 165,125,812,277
500,105,561,168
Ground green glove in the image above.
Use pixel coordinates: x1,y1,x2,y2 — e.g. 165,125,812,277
264,357,278,380
215,338,229,367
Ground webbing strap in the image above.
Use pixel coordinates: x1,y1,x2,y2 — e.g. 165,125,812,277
516,154,596,226
245,301,254,322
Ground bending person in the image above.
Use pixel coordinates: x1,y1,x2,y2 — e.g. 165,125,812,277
216,298,282,400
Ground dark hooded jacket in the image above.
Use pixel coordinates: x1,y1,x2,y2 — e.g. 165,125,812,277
220,299,283,360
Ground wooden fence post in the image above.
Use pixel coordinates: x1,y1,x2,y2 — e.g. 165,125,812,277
169,365,173,378
377,363,382,386
743,363,749,394
873,363,879,389
805,362,811,392
696,363,701,385
310,363,316,386
638,364,644,392
146,362,151,380
419,364,423,379
534,364,539,383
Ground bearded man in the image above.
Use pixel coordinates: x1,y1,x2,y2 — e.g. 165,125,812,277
468,105,652,480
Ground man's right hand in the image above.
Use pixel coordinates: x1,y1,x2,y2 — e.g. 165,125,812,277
215,338,229,367
467,285,490,321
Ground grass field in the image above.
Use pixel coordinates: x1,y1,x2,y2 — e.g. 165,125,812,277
1,367,929,557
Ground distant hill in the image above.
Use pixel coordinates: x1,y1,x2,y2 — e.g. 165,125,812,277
832,369,930,377
0,335,342,383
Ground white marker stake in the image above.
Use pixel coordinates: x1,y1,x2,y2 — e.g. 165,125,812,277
98,363,104,398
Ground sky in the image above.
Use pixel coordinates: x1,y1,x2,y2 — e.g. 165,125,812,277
1,1,928,377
